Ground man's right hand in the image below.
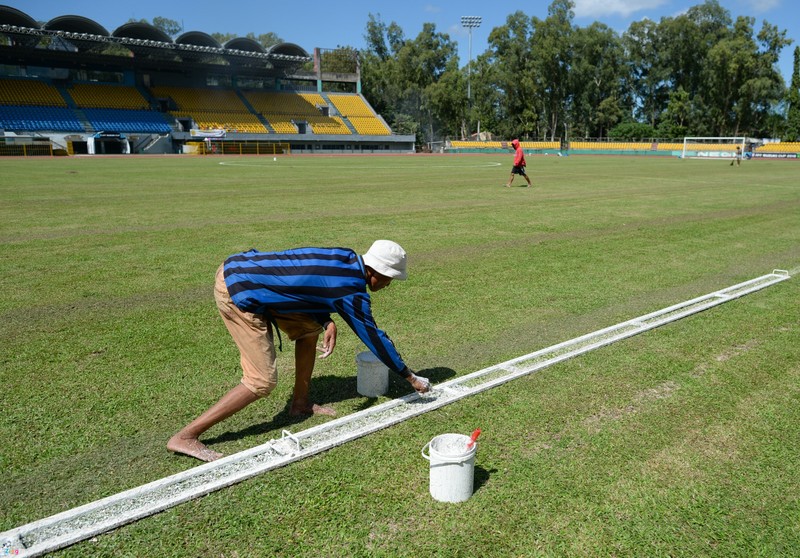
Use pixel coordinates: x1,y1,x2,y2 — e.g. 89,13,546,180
407,373,431,394
317,321,337,359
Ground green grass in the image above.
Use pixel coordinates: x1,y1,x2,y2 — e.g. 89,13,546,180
1,154,798,556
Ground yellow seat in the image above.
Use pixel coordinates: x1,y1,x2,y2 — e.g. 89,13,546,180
70,84,149,109
0,78,66,106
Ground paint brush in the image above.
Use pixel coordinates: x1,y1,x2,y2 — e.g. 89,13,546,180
466,428,481,449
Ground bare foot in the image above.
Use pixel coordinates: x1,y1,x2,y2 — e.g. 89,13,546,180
167,434,223,462
289,403,336,417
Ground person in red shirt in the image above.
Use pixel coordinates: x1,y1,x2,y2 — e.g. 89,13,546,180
505,138,532,187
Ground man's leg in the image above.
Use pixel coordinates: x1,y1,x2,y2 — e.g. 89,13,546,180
290,334,336,416
167,384,260,462
168,264,276,462
505,173,514,187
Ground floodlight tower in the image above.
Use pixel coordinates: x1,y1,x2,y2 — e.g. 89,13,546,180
461,16,482,102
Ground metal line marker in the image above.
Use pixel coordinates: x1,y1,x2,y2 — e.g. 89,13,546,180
1,270,790,557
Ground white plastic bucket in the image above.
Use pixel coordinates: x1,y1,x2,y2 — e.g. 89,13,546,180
421,433,477,503
356,351,389,397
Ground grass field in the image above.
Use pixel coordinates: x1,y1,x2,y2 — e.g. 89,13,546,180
1,154,798,556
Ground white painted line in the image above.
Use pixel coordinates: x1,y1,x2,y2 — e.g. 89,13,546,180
1,270,790,557
218,161,504,169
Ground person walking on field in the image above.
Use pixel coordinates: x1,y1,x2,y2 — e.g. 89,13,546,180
168,240,431,462
731,145,742,166
505,138,532,187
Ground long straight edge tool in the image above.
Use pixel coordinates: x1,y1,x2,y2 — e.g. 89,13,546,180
1,269,790,557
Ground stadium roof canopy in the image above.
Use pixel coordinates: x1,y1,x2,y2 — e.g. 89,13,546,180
0,4,311,70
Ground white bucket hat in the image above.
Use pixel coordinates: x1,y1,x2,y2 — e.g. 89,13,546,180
362,240,408,280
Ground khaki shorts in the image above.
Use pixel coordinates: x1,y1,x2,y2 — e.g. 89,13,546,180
214,265,323,397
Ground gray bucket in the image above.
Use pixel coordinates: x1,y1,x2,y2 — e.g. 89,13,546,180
356,351,389,397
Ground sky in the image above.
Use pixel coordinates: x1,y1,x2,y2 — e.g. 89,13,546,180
6,1,799,84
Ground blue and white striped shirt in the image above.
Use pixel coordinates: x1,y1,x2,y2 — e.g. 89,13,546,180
223,247,410,377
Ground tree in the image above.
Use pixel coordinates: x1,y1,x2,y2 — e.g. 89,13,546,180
211,32,237,45
569,22,625,138
317,47,359,93
531,0,576,140
358,1,795,143
363,13,403,61
394,23,459,144
656,87,692,138
608,121,656,140
702,19,752,135
485,11,538,139
360,16,461,145
595,96,624,138
701,16,789,136
360,14,405,118
246,32,283,49
466,53,502,138
129,17,181,37
673,0,731,94
786,47,800,141
623,18,670,128
426,57,467,139
152,16,182,37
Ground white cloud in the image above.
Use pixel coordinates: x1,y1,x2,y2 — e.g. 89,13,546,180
747,0,780,14
424,4,442,13
573,0,670,18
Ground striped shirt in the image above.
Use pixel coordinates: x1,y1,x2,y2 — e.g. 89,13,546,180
223,247,410,377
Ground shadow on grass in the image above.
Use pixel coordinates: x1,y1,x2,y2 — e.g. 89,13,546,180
473,465,496,495
205,366,457,445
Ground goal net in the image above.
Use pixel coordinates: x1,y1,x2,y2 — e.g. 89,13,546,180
681,136,746,159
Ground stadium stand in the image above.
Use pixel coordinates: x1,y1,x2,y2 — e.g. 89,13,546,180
244,91,319,117
0,6,414,154
569,141,655,151
150,86,268,133
0,78,67,107
257,113,299,134
655,142,684,151
297,92,327,110
67,83,172,133
449,141,751,153
172,110,268,134
306,114,351,135
69,83,150,110
244,91,310,132
326,94,372,116
83,108,172,134
754,142,800,153
0,105,83,132
327,93,390,135
681,142,739,152
241,90,351,135
449,140,560,150
150,86,245,113
344,117,388,135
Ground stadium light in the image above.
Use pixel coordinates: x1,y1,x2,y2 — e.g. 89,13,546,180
461,16,481,102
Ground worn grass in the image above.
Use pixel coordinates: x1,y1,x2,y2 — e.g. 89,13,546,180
1,154,798,556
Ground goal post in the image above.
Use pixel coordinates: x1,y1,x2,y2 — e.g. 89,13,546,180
681,136,747,159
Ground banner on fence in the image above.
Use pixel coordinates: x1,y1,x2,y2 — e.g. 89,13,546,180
190,129,226,138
